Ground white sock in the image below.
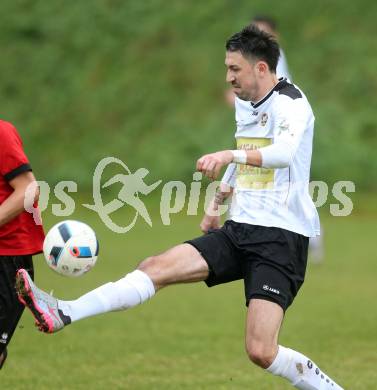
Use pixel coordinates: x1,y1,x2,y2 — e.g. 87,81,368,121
58,270,155,322
267,345,344,390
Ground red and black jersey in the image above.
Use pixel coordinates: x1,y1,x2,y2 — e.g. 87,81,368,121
0,120,44,255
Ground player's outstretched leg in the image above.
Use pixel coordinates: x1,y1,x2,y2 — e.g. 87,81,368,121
16,243,209,333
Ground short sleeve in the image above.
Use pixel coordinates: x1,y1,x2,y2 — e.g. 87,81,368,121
0,121,32,181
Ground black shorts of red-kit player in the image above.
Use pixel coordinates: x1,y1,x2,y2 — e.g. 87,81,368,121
0,256,34,359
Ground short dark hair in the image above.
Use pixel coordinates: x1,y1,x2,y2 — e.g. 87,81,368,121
225,25,280,73
251,15,277,32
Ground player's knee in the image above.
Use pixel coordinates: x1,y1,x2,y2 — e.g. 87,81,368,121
137,255,169,289
137,255,160,274
245,340,276,369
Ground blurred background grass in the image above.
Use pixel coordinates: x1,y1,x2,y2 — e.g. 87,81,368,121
1,0,376,189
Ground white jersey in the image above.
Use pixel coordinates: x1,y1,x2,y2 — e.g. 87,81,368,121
223,78,320,237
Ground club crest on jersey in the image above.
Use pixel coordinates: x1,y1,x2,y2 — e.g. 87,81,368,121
260,113,268,126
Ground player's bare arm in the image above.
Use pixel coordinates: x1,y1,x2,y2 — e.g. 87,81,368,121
0,171,39,227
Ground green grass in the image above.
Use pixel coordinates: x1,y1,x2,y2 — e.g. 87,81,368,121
2,194,376,389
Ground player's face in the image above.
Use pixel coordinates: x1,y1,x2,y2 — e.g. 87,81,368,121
225,51,260,101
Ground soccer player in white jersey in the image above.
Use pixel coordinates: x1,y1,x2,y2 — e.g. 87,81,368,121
16,26,343,389
228,15,325,263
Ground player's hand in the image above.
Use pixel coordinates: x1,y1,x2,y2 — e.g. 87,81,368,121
200,197,223,233
196,150,233,180
200,213,221,234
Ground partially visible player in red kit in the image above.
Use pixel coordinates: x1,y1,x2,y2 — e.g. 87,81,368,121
0,120,44,369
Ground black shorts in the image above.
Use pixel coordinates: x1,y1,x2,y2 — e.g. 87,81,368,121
0,255,34,355
186,220,309,311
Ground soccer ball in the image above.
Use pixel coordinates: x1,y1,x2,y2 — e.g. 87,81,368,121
43,220,99,277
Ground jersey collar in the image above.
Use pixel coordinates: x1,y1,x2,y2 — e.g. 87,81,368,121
250,77,287,109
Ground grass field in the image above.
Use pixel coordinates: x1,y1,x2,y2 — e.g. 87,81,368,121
1,193,376,389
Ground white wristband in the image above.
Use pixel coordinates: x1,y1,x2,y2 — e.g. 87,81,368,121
231,150,247,164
